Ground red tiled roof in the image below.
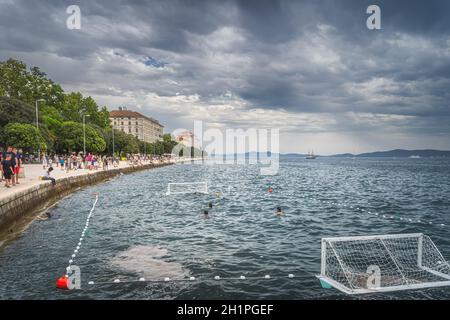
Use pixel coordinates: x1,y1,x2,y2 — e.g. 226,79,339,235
109,110,163,126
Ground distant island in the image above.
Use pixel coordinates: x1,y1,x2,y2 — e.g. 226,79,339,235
212,149,450,159
281,149,450,158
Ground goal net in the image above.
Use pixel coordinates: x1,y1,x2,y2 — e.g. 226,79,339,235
166,182,208,195
317,233,450,294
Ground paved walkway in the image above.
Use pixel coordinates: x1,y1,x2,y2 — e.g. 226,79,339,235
0,161,138,201
0,157,203,202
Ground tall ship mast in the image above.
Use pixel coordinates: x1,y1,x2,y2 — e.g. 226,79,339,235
306,150,317,160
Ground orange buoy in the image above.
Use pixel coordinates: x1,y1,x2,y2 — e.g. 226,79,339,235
56,275,69,290
268,187,273,193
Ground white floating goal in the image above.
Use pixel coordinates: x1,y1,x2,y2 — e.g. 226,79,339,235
317,233,450,294
166,182,208,195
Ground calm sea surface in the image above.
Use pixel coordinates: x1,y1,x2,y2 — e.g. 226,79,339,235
1,158,450,299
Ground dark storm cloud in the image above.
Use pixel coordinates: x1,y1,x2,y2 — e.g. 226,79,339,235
0,0,450,150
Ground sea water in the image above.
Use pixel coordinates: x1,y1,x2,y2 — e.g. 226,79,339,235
0,157,449,299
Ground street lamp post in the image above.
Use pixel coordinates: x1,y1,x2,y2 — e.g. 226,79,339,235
35,99,45,162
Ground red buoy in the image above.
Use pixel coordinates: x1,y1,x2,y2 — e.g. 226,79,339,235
56,275,69,290
268,187,273,193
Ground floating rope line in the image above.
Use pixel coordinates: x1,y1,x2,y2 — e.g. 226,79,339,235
310,198,447,228
57,193,100,289
86,273,299,286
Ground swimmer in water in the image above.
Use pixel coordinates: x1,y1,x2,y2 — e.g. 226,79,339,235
203,210,209,218
215,192,221,198
208,203,213,209
275,207,284,216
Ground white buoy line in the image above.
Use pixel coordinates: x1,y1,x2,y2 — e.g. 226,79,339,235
311,198,446,228
86,273,298,287
65,193,99,277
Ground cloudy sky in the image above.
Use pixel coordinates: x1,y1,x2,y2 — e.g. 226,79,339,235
1,0,450,154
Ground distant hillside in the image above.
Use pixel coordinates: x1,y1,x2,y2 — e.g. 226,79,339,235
330,153,354,158
211,150,450,158
281,153,307,158
333,149,450,158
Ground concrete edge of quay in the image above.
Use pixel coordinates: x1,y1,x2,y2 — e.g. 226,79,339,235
0,162,173,235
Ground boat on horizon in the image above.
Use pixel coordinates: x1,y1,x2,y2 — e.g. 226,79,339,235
306,150,317,160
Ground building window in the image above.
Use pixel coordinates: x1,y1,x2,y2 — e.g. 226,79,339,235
129,121,131,125
136,128,138,133
121,121,124,125
128,128,131,133
136,121,139,125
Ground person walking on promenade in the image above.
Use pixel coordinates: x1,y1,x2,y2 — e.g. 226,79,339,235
2,147,16,186
76,154,85,169
1,153,14,188
71,153,77,170
66,155,70,172
42,154,47,169
42,167,56,186
85,153,92,170
59,156,65,171
12,148,22,185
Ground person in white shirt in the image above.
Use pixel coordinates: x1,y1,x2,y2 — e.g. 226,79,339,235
42,167,56,186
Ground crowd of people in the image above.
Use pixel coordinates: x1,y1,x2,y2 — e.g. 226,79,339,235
0,146,23,188
1,147,173,189
41,153,121,172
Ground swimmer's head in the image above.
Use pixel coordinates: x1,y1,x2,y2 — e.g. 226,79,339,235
208,203,213,208
203,210,209,215
277,207,282,212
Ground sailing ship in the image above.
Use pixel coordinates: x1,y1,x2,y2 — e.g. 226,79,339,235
306,150,317,160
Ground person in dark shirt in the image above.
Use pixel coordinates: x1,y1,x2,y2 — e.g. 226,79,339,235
2,146,15,184
1,153,14,188
2,146,14,163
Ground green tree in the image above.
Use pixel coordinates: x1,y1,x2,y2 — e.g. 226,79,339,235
3,123,47,152
0,96,37,130
0,59,30,101
0,59,64,107
57,121,106,153
61,93,111,129
105,129,139,156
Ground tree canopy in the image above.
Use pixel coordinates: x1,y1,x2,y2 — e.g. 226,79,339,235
3,122,47,152
0,58,193,157
56,121,106,154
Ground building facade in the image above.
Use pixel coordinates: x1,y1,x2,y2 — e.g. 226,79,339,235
109,108,164,143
